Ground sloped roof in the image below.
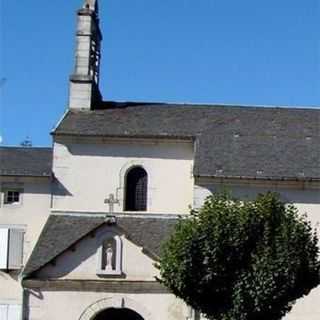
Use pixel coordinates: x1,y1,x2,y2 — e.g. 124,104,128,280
23,214,178,276
0,146,52,177
117,216,178,258
53,102,320,180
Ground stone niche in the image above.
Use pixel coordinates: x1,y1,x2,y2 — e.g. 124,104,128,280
96,234,122,276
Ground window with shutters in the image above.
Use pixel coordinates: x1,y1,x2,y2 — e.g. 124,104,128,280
0,228,24,271
0,304,21,320
124,167,148,211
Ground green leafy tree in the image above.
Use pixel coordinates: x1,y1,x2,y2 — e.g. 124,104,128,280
159,193,320,320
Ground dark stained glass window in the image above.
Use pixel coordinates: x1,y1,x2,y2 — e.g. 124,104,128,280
125,167,148,211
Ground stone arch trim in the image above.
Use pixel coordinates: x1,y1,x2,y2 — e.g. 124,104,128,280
117,160,155,211
119,160,153,190
78,296,155,320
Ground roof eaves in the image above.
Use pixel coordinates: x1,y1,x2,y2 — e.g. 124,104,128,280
51,109,70,135
0,172,52,177
195,174,320,182
52,132,195,141
23,217,106,277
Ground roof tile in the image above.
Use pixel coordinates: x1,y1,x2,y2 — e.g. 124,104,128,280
0,147,52,177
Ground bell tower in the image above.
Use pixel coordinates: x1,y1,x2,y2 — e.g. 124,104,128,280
69,0,102,110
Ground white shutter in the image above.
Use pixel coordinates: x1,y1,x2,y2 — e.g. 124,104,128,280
0,305,8,320
8,229,24,270
7,305,20,320
0,229,9,269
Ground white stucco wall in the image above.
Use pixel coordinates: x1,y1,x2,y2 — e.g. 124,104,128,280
0,177,51,256
194,179,320,232
0,176,51,304
27,291,189,320
52,138,194,215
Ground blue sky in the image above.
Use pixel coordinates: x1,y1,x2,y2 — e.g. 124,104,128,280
1,0,319,146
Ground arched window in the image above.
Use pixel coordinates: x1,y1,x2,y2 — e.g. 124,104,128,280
125,167,148,211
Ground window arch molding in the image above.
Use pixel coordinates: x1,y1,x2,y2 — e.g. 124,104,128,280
117,161,154,212
78,296,155,320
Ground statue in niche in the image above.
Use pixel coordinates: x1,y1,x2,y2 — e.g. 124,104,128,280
98,235,122,275
102,239,116,271
105,244,113,271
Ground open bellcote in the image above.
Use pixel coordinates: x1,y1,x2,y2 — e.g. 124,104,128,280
69,0,102,110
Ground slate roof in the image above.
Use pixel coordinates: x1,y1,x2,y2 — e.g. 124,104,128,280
23,214,178,276
117,216,178,258
0,146,52,177
53,102,320,180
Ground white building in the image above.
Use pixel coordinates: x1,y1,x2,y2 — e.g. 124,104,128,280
1,1,319,319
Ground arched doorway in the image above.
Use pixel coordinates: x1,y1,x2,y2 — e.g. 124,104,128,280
94,308,144,320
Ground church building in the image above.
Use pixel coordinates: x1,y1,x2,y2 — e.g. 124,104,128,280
0,1,319,319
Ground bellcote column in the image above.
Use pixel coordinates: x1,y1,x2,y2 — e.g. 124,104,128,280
69,0,102,110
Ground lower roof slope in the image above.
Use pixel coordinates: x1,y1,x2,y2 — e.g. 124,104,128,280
23,214,178,277
53,102,320,180
0,146,52,177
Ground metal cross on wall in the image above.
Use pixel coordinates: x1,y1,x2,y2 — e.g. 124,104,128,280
104,194,119,213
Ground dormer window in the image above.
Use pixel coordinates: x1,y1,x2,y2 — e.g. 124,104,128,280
124,167,148,211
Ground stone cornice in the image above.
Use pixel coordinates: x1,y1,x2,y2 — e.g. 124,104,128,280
22,279,170,294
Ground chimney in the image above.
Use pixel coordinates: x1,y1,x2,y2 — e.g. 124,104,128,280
69,0,102,110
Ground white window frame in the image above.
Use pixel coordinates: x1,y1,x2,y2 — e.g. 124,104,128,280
2,187,23,207
0,229,9,270
4,190,21,205
96,234,122,276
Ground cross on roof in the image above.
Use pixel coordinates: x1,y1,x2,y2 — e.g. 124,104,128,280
104,194,119,213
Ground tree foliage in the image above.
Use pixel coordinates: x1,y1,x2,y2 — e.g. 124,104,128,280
159,193,320,320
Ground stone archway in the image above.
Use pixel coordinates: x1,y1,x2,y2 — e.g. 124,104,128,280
78,297,155,320
94,308,144,320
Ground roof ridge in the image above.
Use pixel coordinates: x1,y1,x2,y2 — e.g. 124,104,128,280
96,100,320,112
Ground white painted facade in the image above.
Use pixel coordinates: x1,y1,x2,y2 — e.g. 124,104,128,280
52,138,194,215
0,176,51,318
28,291,189,320
194,178,320,233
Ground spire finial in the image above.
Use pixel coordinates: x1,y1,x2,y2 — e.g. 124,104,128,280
84,0,98,12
